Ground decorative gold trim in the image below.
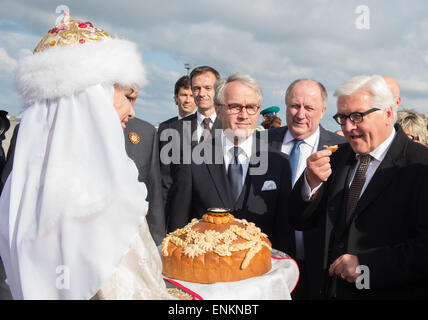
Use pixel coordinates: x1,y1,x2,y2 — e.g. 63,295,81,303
128,132,141,145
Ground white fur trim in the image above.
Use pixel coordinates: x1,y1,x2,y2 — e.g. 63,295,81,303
15,38,147,106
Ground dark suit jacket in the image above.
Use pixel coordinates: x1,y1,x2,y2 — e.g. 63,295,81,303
124,118,166,245
158,116,179,205
289,124,428,299
158,112,222,207
0,124,18,194
165,131,294,253
0,119,166,246
268,124,346,298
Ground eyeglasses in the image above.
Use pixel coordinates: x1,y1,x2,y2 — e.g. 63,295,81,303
407,134,420,142
223,104,260,115
333,108,380,125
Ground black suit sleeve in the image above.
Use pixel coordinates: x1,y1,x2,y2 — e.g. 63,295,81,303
0,124,19,195
144,127,167,245
288,173,326,231
357,161,428,290
165,163,193,233
158,122,174,208
272,152,294,254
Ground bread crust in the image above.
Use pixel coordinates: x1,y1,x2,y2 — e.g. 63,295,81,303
161,218,272,283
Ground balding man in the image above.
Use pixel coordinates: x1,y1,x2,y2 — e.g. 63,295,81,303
268,79,346,299
383,75,401,108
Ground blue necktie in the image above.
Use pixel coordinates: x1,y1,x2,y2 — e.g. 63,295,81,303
290,139,303,186
290,139,304,260
228,146,243,203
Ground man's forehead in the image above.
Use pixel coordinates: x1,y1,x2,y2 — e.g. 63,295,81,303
177,87,192,94
337,90,372,108
191,72,216,84
288,81,322,101
224,81,258,100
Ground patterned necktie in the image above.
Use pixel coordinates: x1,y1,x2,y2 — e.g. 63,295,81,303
346,154,372,225
290,139,303,187
199,117,211,143
290,139,304,260
227,146,243,203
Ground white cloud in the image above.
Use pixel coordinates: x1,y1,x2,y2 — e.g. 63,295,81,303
0,47,17,73
0,0,427,127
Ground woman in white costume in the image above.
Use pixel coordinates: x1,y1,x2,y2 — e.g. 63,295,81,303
0,12,173,300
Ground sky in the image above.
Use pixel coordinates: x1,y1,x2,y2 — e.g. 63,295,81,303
0,0,427,131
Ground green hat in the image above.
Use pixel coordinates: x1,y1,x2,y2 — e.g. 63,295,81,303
260,106,280,116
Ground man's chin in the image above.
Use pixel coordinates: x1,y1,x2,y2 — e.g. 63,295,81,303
224,128,254,142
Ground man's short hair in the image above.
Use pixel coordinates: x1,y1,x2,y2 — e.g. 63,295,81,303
333,75,397,122
174,75,191,96
285,79,328,106
214,73,263,109
189,66,220,84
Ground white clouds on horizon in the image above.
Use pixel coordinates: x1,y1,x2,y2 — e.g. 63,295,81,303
0,0,427,127
0,47,17,73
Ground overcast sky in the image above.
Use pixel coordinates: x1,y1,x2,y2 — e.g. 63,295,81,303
1,0,427,130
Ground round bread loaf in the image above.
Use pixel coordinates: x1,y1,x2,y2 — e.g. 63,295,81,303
161,209,272,283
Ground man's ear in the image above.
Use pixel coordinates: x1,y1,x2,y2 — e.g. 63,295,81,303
215,105,222,120
174,95,178,106
385,105,395,122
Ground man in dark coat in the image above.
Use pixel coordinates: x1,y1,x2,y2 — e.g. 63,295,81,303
268,79,346,299
166,73,294,253
159,66,222,210
289,75,428,299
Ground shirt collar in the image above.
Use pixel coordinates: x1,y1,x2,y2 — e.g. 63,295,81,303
221,130,254,159
356,127,396,162
285,126,320,148
197,110,216,125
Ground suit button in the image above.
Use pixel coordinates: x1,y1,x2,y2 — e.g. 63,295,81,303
338,242,345,249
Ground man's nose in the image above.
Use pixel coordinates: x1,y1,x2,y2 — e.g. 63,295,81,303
342,117,357,131
238,106,249,118
295,107,306,118
129,107,135,119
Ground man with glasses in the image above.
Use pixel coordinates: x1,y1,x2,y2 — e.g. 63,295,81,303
289,75,428,299
166,73,293,252
268,79,345,299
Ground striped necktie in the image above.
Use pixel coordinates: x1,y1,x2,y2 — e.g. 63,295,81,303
227,146,243,203
199,118,211,143
346,154,372,225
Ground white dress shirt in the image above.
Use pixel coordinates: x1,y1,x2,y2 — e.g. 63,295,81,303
222,131,253,186
281,127,320,186
196,111,217,142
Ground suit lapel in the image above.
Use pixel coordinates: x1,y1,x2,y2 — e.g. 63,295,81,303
317,126,333,151
235,132,263,209
269,126,287,151
205,135,234,208
351,128,408,222
326,146,356,242
190,114,198,146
